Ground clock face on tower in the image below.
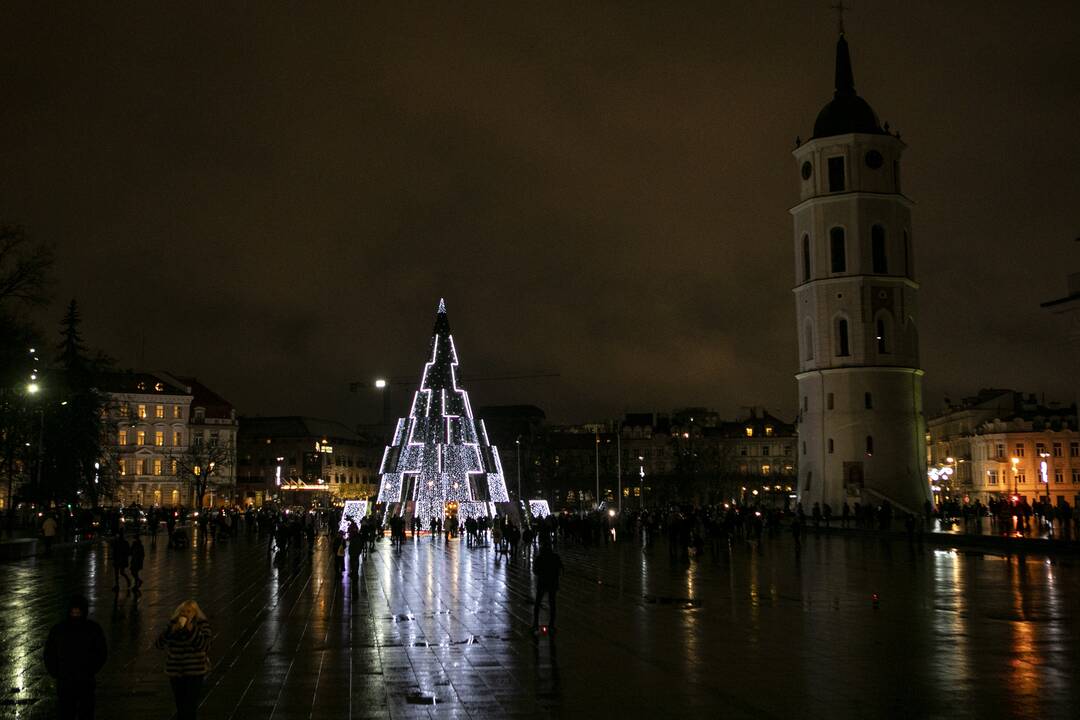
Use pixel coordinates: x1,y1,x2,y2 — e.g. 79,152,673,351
801,161,812,180
865,150,884,169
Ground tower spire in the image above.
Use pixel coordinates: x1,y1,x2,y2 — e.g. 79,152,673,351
833,23,856,97
831,1,847,35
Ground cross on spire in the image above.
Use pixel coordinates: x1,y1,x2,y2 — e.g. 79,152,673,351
831,1,849,35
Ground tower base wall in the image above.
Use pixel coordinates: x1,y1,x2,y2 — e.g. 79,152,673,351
796,367,930,514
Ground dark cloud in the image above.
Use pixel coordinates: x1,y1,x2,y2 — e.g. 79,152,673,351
2,1,1077,425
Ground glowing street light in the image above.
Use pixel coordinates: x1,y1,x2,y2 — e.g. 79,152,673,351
26,382,39,394
374,378,387,389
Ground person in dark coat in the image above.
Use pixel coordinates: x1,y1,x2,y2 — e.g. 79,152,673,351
44,595,107,719
111,530,131,590
531,537,564,633
129,535,145,588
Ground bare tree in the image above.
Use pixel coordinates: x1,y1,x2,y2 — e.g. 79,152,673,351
0,226,54,308
170,439,234,509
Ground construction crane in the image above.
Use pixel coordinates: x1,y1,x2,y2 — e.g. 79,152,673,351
349,372,559,424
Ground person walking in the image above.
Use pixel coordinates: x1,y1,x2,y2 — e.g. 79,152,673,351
44,595,107,719
111,530,131,591
155,600,212,720
42,513,59,555
129,535,145,589
531,536,564,634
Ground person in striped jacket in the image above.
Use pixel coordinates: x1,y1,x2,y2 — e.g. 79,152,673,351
155,600,211,719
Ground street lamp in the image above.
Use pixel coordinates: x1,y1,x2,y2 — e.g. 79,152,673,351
1010,456,1020,497
639,455,645,510
594,432,600,511
515,436,522,503
1039,451,1051,506
374,378,390,427
616,429,622,516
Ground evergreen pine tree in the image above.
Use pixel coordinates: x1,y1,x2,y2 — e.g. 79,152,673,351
39,300,110,506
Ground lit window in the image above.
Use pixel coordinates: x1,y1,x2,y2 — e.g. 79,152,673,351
118,405,129,418
154,431,164,447
761,464,771,475
119,430,128,446
119,460,127,476
172,405,182,419
136,430,146,445
137,404,147,419
745,427,753,438
154,404,164,419
173,431,182,446
765,426,774,437
153,459,163,476
136,459,146,475
170,459,178,475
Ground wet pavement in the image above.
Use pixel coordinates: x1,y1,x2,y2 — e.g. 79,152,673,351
2,529,1079,719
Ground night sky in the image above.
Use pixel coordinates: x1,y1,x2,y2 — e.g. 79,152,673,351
2,1,1078,425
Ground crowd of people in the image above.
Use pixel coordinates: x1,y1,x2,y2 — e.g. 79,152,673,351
32,492,1080,718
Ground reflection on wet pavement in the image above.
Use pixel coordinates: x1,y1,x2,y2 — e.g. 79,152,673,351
1,531,1078,718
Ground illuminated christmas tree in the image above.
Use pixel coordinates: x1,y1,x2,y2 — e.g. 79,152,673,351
376,299,511,521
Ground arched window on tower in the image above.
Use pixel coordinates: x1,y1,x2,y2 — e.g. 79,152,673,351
830,228,846,273
903,230,911,278
828,156,846,192
835,317,850,357
802,234,811,282
803,320,814,361
876,313,891,354
871,225,887,273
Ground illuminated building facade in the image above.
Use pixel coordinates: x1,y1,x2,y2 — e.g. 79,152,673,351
792,27,930,513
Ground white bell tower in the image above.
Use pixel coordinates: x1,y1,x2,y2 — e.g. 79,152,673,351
792,27,930,514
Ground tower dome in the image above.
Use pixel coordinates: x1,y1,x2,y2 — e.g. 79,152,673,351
812,33,885,139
